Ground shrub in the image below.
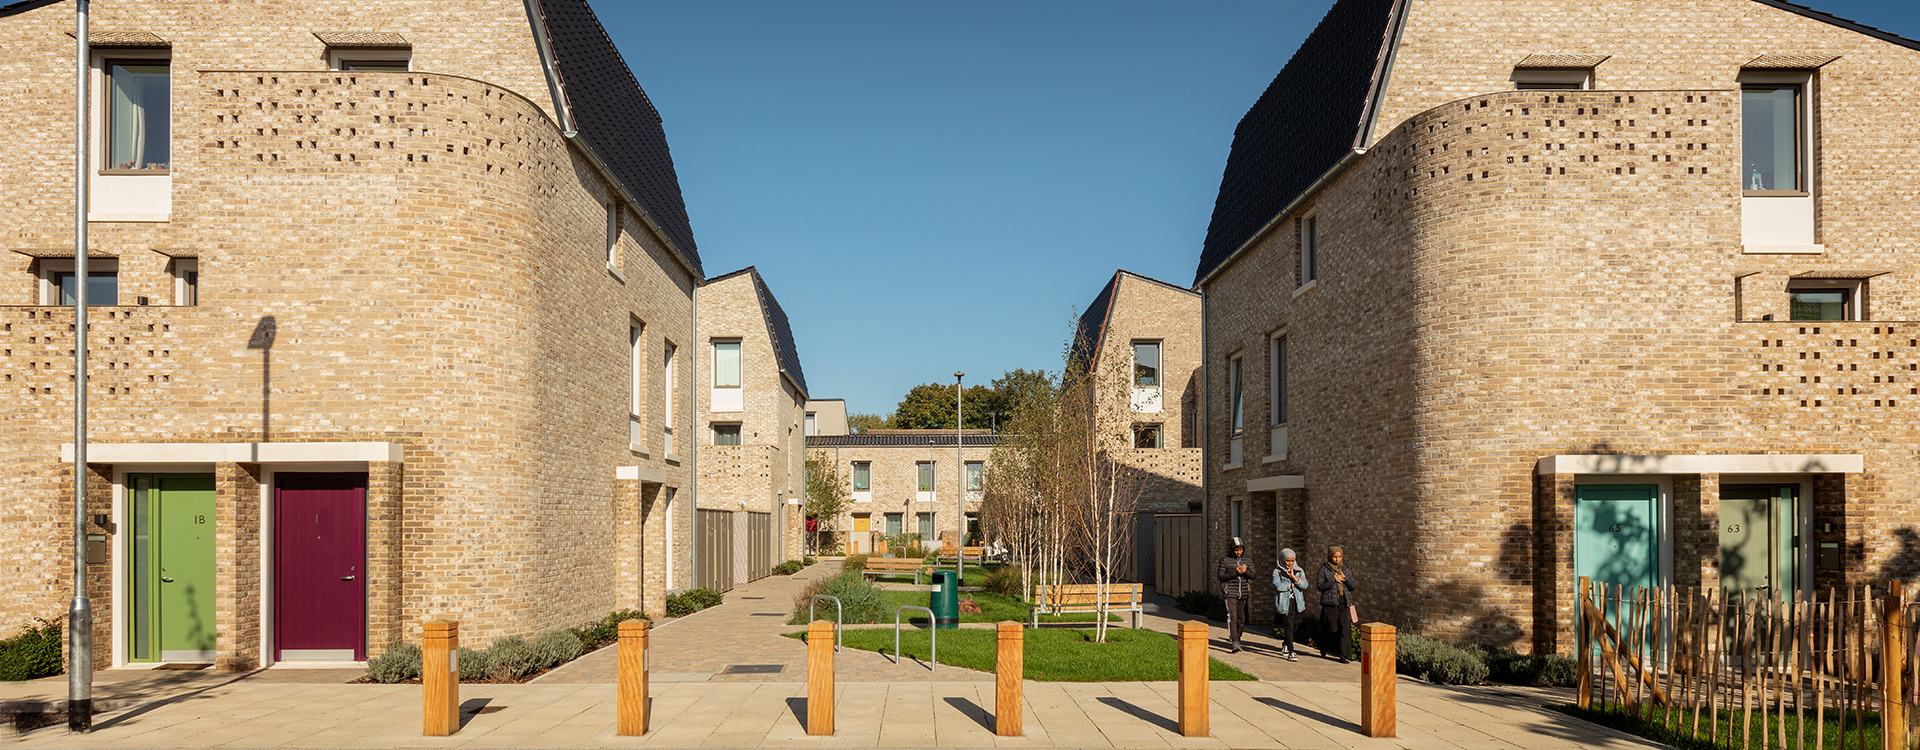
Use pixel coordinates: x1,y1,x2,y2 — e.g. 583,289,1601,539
772,560,805,576
571,609,648,651
803,556,818,566
1396,633,1488,685
790,571,889,625
532,629,584,669
981,565,1024,597
488,636,541,679
366,641,422,683
1174,590,1228,622
667,587,723,616
1483,648,1578,688
0,618,63,681
455,647,493,682
842,554,870,571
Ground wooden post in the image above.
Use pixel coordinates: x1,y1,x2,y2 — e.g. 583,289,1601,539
617,619,650,736
1360,622,1397,738
995,621,1023,737
1884,581,1906,750
421,620,459,737
807,620,835,736
1177,620,1208,737
1579,577,1593,709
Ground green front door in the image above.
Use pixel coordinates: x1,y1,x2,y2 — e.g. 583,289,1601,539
1575,484,1661,593
1720,484,1799,597
129,474,217,662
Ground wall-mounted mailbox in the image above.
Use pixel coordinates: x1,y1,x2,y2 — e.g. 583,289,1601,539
85,535,107,564
1819,541,1842,571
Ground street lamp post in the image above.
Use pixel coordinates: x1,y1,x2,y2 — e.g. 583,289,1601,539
954,372,964,580
69,0,95,733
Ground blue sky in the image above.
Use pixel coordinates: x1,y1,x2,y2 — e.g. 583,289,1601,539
596,1,1920,417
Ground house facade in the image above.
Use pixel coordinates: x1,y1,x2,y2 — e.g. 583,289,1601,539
1196,0,1919,653
1,0,700,669
693,267,807,591
1070,270,1203,515
807,431,999,556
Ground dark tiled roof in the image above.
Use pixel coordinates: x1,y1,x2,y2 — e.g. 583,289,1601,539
533,0,702,274
709,267,808,400
1752,0,1920,52
1069,270,1198,374
808,434,1005,448
1193,0,1396,285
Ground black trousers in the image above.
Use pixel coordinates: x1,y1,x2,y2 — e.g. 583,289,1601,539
1279,609,1301,654
1225,596,1248,644
1320,604,1352,660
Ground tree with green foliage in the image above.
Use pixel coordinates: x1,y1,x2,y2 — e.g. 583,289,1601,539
847,412,889,434
889,383,996,429
988,368,1054,429
804,454,854,555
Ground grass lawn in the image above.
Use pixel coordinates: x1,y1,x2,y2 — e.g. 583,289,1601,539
788,627,1255,682
1553,703,1880,750
879,590,1119,625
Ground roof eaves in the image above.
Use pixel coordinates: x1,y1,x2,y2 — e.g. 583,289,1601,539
1353,0,1412,149
1115,269,1200,297
1747,0,1920,52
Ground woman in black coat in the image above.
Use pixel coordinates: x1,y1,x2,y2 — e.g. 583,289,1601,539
1315,546,1356,663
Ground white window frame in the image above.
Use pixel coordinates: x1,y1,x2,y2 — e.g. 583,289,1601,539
1131,339,1164,413
804,412,817,437
170,258,198,307
89,48,171,222
1227,353,1244,467
327,48,411,72
1739,70,1817,249
663,342,678,457
628,320,645,451
965,461,984,495
1267,332,1288,462
662,487,676,589
1510,67,1592,90
852,461,872,494
605,200,621,271
39,258,120,306
710,339,742,412
916,461,936,502
916,511,937,545
1300,215,1318,287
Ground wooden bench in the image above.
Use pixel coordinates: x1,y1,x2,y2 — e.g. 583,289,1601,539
861,557,929,584
1030,583,1143,628
934,545,987,564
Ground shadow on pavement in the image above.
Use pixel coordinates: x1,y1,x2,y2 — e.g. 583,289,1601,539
458,697,496,729
942,696,994,732
1094,696,1178,734
785,696,807,730
1254,696,1361,734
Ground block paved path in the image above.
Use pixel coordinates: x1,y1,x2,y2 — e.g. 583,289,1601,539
9,677,1665,749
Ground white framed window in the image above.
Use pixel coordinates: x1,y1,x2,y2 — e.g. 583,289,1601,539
917,511,936,545
663,342,678,455
662,487,676,588
804,412,817,436
629,321,645,418
1133,341,1160,387
1740,70,1816,249
40,259,119,306
710,340,742,412
605,200,621,269
1227,353,1245,467
712,423,742,446
1269,334,1288,428
852,462,871,491
917,461,936,500
327,48,411,72
170,258,198,306
104,58,170,173
965,461,984,492
1133,424,1163,449
1300,216,1318,286
1511,67,1591,90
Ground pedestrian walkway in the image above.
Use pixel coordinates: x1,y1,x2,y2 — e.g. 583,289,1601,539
1134,588,1359,683
540,560,987,684
10,677,1661,749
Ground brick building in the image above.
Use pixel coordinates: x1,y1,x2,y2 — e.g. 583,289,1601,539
1070,270,1203,515
1195,0,1919,653
693,267,807,590
1,0,703,668
807,431,999,556
804,398,848,438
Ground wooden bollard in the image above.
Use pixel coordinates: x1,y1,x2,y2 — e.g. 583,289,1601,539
1176,620,1208,737
807,620,835,736
1359,622,1396,738
617,619,650,736
422,620,459,737
995,621,1023,736
1884,581,1906,750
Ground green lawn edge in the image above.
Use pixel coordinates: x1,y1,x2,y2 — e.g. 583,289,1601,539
1552,703,1881,750
786,627,1255,682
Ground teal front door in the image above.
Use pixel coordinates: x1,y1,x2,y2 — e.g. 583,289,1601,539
1720,484,1799,597
1575,484,1661,594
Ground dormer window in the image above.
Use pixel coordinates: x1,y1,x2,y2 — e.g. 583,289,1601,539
1511,68,1591,90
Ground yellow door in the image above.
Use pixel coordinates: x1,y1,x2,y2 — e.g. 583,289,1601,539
853,514,870,532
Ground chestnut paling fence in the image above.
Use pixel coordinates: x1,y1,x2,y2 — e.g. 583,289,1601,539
1577,577,1920,750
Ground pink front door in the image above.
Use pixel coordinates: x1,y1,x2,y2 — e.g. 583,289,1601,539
274,473,367,661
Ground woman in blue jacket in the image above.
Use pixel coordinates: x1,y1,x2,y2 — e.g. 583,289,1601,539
1271,548,1307,661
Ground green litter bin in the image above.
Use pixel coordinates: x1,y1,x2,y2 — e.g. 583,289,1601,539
928,570,959,629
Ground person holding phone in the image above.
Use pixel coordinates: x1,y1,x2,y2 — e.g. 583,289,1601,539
1215,538,1253,653
1271,548,1307,662
1316,546,1357,663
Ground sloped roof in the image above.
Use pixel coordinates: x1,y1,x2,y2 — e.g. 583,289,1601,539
1068,270,1197,374
1194,0,1397,286
532,0,702,275
708,267,808,399
807,433,1004,448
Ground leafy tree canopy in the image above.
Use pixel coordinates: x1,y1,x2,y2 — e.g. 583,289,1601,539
846,412,889,434
886,369,1056,431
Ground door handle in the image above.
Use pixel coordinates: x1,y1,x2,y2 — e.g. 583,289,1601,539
161,577,174,582
341,575,356,581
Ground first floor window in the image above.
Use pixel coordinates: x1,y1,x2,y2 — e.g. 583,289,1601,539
1743,83,1804,194
1133,340,1160,387
917,461,935,492
712,423,742,446
1790,280,1860,321
1270,334,1288,427
1133,424,1163,449
1300,216,1318,285
1229,355,1245,436
965,461,984,491
713,341,742,388
171,258,198,306
107,59,170,171
852,462,871,491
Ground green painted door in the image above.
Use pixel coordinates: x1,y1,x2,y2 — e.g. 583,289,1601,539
1574,484,1661,592
131,475,217,662
1720,485,1799,597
